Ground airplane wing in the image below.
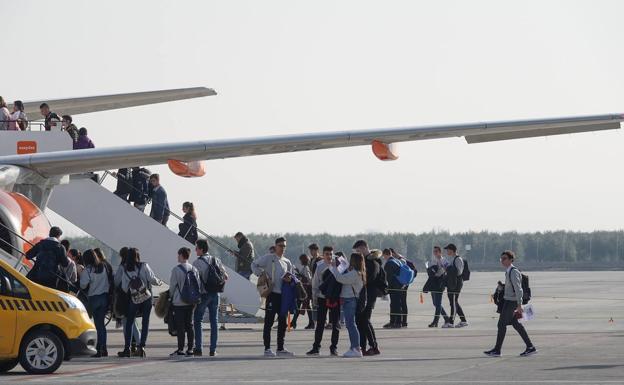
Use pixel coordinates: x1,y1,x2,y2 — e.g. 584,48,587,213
0,113,621,177
14,87,216,118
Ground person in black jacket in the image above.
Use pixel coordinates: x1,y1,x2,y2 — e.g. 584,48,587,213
382,249,403,329
25,226,69,290
232,232,254,279
178,202,198,244
113,168,133,202
353,240,382,356
130,167,150,212
149,174,170,225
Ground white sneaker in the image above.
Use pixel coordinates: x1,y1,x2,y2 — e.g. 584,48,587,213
343,348,363,358
276,349,294,357
264,349,276,357
455,322,469,328
441,323,454,328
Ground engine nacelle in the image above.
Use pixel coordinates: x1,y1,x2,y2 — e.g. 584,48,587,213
0,190,50,263
167,160,206,178
371,140,399,161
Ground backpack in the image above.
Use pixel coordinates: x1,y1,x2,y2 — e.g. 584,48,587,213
397,259,415,286
33,248,62,287
510,267,531,305
200,256,226,293
372,259,388,297
256,258,275,298
319,269,342,300
177,265,201,305
461,258,471,281
126,263,152,304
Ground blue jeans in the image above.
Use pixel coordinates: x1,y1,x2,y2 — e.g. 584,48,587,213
125,298,152,348
122,316,140,345
431,292,449,324
342,297,360,350
89,293,109,350
193,292,219,352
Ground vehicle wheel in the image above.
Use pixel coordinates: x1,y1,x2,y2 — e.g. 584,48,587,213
19,330,65,375
0,359,19,373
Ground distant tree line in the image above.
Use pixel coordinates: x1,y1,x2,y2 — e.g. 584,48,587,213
68,230,624,271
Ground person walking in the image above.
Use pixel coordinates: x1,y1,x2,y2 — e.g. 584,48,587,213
484,251,537,357
113,168,133,202
251,237,295,357
329,253,366,358
80,249,113,357
169,247,201,356
423,246,451,327
306,246,340,356
178,202,198,244
117,248,162,358
149,173,170,226
444,244,468,328
25,226,69,290
232,232,254,279
130,167,151,212
192,239,228,356
292,253,314,330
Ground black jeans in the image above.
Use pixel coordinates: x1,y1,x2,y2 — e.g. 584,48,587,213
174,305,195,351
357,296,378,350
447,291,466,324
263,293,287,351
400,287,408,325
389,290,402,325
313,298,340,350
494,300,533,351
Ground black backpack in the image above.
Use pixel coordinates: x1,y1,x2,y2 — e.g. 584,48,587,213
200,256,226,293
319,269,342,300
461,258,470,281
372,259,388,297
510,267,531,305
33,248,62,286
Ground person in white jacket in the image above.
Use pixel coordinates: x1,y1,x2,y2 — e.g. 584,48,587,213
329,253,366,358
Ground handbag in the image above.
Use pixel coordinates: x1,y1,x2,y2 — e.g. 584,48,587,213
256,258,275,298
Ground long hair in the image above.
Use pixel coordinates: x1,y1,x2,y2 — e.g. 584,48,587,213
13,100,24,111
125,248,141,272
183,201,196,219
350,253,367,285
83,249,102,272
93,248,107,262
119,247,129,266
0,96,6,108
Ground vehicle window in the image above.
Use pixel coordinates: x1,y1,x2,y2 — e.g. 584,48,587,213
0,266,30,299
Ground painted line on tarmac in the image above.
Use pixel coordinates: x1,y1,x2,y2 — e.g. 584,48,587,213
13,380,624,384
15,359,163,382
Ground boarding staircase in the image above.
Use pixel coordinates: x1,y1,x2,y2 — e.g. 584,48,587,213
46,175,261,318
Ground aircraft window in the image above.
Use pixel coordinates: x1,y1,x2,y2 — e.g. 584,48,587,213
0,267,30,299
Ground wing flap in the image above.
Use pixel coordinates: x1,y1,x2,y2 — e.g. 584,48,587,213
465,122,620,144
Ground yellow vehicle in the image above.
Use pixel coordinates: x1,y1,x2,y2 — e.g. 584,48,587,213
0,257,96,374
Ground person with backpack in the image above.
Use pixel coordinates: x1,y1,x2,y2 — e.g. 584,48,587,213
112,168,133,202
192,239,228,356
251,237,295,357
382,249,404,329
329,252,367,358
392,248,416,327
169,247,202,356
443,244,468,328
79,249,114,357
25,226,69,290
306,246,340,356
484,250,537,357
353,240,382,356
113,247,140,356
130,167,151,212
178,202,199,244
117,248,162,358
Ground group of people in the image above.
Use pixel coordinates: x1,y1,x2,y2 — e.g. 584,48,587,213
0,96,96,149
23,226,536,360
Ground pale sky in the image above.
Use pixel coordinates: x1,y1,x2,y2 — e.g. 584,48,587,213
2,0,624,236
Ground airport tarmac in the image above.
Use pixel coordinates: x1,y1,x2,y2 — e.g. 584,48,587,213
3,271,623,385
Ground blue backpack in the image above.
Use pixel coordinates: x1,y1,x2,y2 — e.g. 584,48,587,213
397,260,415,286
178,265,201,305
